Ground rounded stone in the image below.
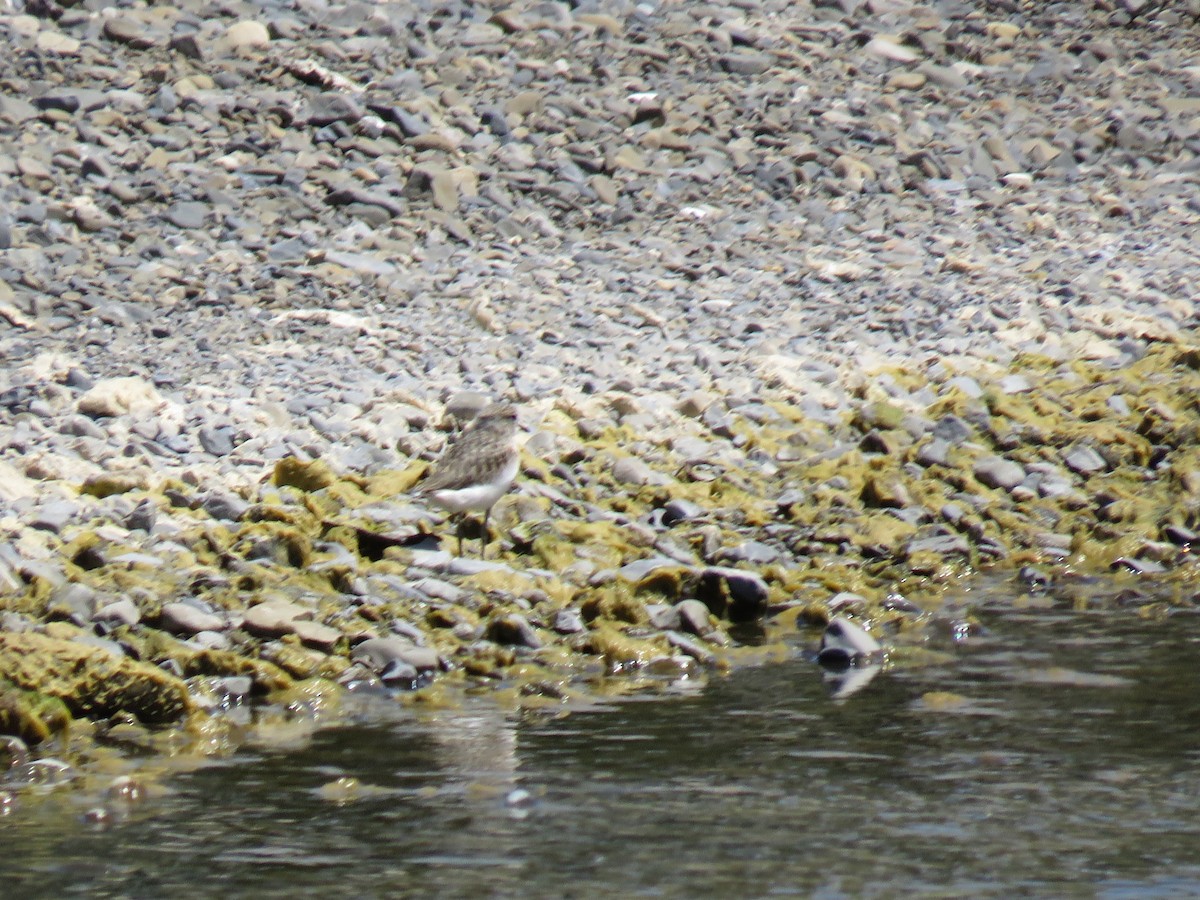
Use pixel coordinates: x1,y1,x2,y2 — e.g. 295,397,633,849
224,21,270,50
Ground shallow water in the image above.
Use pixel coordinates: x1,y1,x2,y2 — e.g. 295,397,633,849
5,589,1200,898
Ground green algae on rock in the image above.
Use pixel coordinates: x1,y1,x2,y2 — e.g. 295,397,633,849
3,337,1200,776
273,457,339,493
0,681,72,746
0,632,191,728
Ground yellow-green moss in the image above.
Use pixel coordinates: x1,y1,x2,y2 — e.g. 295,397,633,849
273,457,337,492
0,679,72,745
0,632,190,724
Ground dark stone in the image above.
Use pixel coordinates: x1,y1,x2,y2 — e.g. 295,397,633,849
932,415,974,444
696,566,769,622
169,33,204,60
124,499,157,532
720,51,772,76
480,106,511,139
325,188,404,217
646,603,681,630
198,425,235,456
198,491,249,522
486,613,542,649
104,17,156,49
553,608,585,634
306,94,366,127
367,104,429,137
34,90,108,114
662,498,704,526
915,438,950,467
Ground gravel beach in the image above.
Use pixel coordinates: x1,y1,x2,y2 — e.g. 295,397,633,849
1,0,1199,770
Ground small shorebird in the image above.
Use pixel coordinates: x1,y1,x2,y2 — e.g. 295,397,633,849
418,402,520,557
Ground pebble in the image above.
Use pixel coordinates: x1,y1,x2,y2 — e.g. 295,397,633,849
646,604,681,631
719,541,781,565
697,567,769,623
161,602,224,636
827,592,867,613
665,631,715,665
553,608,585,634
932,416,975,445
973,457,1027,491
999,375,1032,394
165,202,209,230
662,498,705,526
818,617,883,668
1063,445,1108,475
124,500,157,532
242,599,311,638
94,599,141,628
198,426,235,457
486,613,542,649
352,636,439,673
0,462,36,503
946,376,985,400
198,491,249,522
77,378,162,418
676,600,712,637
31,501,78,534
103,17,156,50
611,456,656,486
721,51,772,76
50,583,97,621
915,438,950,468
292,620,343,651
224,21,271,50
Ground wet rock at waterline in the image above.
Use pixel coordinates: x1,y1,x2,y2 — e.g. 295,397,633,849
817,618,884,670
0,632,190,733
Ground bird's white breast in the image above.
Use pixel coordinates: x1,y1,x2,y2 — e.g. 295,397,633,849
428,455,519,513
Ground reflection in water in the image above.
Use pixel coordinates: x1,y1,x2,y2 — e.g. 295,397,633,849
821,660,882,701
3,598,1200,897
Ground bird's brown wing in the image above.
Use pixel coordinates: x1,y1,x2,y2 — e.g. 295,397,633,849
419,431,512,494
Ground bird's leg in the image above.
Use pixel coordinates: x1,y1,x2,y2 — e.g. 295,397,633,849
480,507,491,559
455,514,465,557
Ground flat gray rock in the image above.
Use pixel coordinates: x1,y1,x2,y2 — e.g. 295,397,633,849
242,599,310,638
161,602,224,635
165,202,209,229
352,636,440,672
31,501,79,533
1063,445,1108,475
973,456,1026,490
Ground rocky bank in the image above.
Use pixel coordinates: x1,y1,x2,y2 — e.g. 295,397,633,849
0,0,1199,790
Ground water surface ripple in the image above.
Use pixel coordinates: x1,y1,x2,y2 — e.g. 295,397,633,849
5,598,1200,898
